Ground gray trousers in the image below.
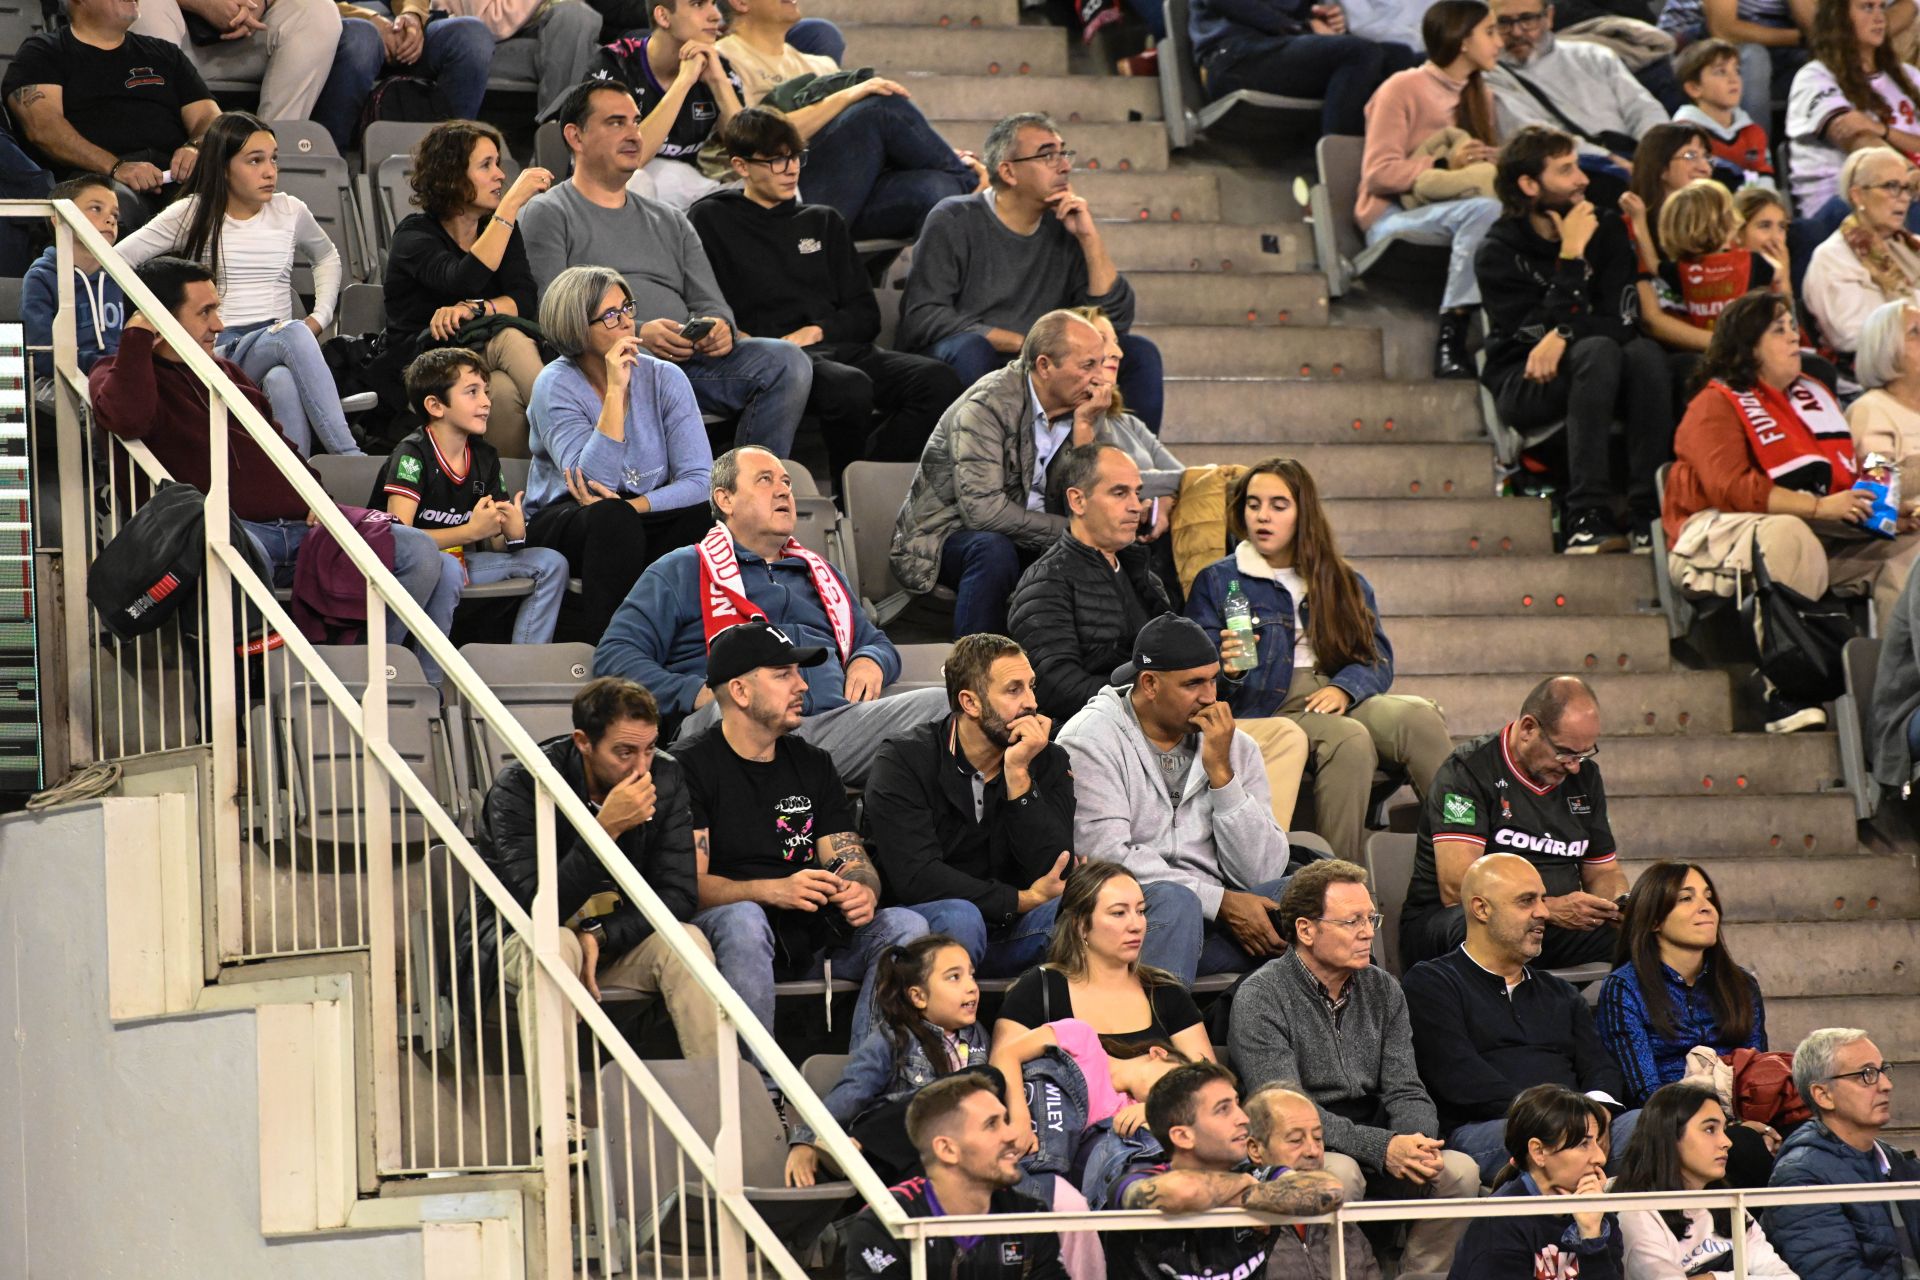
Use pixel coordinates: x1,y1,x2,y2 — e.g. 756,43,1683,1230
672,685,948,788
131,0,342,120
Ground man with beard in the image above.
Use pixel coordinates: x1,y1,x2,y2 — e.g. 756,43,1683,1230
865,634,1074,976
1402,852,1636,1183
1057,613,1299,985
677,620,954,1097
842,1072,1069,1280
1476,126,1676,554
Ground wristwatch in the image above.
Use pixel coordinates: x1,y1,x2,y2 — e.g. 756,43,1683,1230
576,917,606,940
1553,325,1575,343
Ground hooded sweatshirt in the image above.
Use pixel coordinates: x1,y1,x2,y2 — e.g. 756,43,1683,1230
23,245,125,379
1055,684,1290,920
686,190,880,352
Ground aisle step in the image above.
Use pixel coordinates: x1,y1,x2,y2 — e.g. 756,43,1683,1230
1327,497,1554,556
1130,272,1329,326
1354,554,1653,616
1737,920,1920,997
1388,615,1673,676
1392,671,1730,737
1070,170,1225,222
1770,995,1920,1047
902,72,1162,122
844,25,1067,76
1162,379,1480,441
931,118,1169,171
1608,792,1859,857
809,0,1021,24
1175,442,1492,491
1620,854,1915,923
1141,325,1384,379
1594,733,1844,796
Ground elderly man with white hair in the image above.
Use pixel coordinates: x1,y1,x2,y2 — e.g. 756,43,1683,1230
1850,300,1920,498
1768,1027,1920,1280
1805,146,1920,354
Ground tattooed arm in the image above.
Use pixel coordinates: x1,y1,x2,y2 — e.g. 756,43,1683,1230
693,826,852,914
1119,1169,1345,1217
9,85,118,174
818,830,881,927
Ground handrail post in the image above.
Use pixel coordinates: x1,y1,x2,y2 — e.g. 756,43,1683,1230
203,396,244,962
362,587,403,1170
1332,1205,1345,1278
714,1020,748,1280
532,786,572,1277
1732,1189,1747,1279
49,214,94,774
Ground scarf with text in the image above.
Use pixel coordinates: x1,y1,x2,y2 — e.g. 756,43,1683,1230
1713,376,1857,496
696,523,855,660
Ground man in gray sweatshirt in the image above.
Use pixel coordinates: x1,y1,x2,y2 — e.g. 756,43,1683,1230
1056,613,1296,986
1228,858,1480,1275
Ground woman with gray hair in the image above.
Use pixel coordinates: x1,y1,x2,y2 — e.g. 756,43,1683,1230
524,265,714,639
1804,146,1920,354
1849,300,1920,495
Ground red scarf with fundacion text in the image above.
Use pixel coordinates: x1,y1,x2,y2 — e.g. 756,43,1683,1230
1713,376,1857,497
695,523,855,661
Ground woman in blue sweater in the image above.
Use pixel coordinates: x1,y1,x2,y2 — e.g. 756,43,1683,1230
524,265,713,640
1449,1084,1623,1279
1186,456,1451,860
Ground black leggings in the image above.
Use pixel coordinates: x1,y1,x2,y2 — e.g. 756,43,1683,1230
526,498,710,642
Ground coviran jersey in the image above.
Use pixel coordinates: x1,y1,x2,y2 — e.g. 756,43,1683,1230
1405,724,1617,916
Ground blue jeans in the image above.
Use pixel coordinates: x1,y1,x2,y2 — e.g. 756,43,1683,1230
1193,875,1293,982
691,900,929,1089
803,94,977,241
914,896,1058,978
1738,41,1807,135
217,321,360,458
462,546,569,644
1366,198,1501,312
928,330,1164,433
681,338,812,457
1201,32,1419,137
312,12,495,152
1451,1107,1642,1185
936,528,1028,637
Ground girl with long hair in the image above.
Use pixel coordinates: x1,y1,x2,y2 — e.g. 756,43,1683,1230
1613,1083,1799,1270
1450,1085,1623,1278
1184,457,1452,861
1785,0,1920,251
1354,0,1504,379
116,112,360,458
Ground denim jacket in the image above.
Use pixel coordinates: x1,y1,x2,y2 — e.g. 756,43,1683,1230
790,1020,988,1147
1186,541,1395,718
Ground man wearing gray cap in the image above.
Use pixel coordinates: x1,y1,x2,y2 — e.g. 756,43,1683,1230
1057,613,1301,985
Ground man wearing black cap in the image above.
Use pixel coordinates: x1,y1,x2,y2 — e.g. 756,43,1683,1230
678,620,943,1096
1057,614,1299,987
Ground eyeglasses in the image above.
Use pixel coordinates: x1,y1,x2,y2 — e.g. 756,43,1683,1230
594,299,637,329
1676,148,1708,163
744,150,809,173
1007,147,1078,168
1829,1063,1894,1087
1313,913,1384,932
1857,179,1914,197
1494,11,1545,29
1543,734,1600,765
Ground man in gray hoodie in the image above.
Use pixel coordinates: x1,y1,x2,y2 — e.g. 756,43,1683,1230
1057,613,1296,986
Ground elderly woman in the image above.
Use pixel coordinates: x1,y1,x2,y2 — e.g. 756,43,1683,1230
1849,300,1920,495
1664,290,1920,731
1804,146,1920,353
524,266,714,641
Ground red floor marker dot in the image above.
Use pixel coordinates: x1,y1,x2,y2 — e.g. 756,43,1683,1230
1617,654,1628,667
1835,897,1847,910
1300,364,1312,376
1383,417,1395,430
1138,208,1150,219
1500,537,1513,550
1277,309,1291,324
1678,711,1690,725
1351,418,1364,430
988,61,1001,73
1171,208,1183,221
939,14,951,23
1553,593,1566,606
1644,712,1656,725
970,14,983,23
1246,310,1258,322
1584,653,1597,667
1769,835,1782,847
1410,480,1422,493
1804,835,1816,848
1443,480,1455,492
1119,159,1132,171
1019,62,1032,74
1086,158,1100,169
1702,776,1713,789
1869,896,1881,909
1522,594,1534,607
1735,775,1748,788
1331,363,1344,376
1468,536,1480,550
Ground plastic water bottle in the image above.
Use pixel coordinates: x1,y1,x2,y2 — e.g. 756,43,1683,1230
1223,580,1259,673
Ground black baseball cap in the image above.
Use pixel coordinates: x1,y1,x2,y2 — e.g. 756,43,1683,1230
1111,613,1222,686
706,620,827,688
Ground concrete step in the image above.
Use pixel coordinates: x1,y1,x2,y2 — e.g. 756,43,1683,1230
1326,497,1556,557
931,118,1169,171
1770,995,1920,1049
901,72,1161,123
842,25,1067,77
1389,615,1673,676
1594,734,1846,797
1393,671,1731,737
1131,271,1329,327
1092,221,1308,274
1733,920,1920,998
1619,855,1917,924
1140,325,1384,379
1353,553,1654,616
1608,793,1858,857
811,0,1020,25
1071,170,1223,222
1162,380,1481,442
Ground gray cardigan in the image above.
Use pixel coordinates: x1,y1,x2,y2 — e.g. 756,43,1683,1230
1227,950,1441,1171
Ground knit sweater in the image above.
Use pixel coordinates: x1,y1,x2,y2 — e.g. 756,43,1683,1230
517,181,735,326
1357,63,1492,230
1660,383,1782,546
1226,950,1440,1171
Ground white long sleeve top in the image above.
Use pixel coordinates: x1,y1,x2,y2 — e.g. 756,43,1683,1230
117,191,341,330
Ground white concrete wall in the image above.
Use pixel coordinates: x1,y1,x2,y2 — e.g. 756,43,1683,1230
0,802,421,1278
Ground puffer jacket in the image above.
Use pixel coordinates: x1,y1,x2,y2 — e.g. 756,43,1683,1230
452,734,700,990
889,359,1067,594
1768,1118,1920,1280
1186,541,1396,718
1007,531,1170,722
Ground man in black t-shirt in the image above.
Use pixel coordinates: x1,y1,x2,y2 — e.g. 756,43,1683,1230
588,0,745,210
680,621,949,1094
3,0,219,229
1401,675,1628,969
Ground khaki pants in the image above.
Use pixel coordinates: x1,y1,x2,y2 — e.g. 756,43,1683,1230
1236,715,1308,830
1274,670,1453,863
1325,1148,1480,1275
1669,510,1920,626
482,329,544,461
132,0,342,121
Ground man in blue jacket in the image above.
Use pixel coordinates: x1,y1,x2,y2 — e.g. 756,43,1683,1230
1770,1027,1920,1280
594,445,947,786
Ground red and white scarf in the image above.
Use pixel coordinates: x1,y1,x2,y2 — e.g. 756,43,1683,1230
1713,376,1857,496
695,523,855,660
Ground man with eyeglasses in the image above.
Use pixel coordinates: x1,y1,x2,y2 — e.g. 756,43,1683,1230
898,111,1164,434
1227,858,1481,1276
1401,674,1628,969
1770,1027,1920,1280
1483,0,1665,184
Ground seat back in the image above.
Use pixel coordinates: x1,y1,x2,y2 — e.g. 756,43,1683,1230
363,121,439,173
890,642,951,691
0,275,22,324
277,152,367,286
458,642,598,789
840,461,919,610
1160,0,1204,149
784,458,819,496
1365,830,1416,976
270,118,340,159
1838,634,1886,819
800,1053,850,1101
792,495,840,562
534,120,572,177
1316,135,1368,268
312,453,391,509
0,0,47,97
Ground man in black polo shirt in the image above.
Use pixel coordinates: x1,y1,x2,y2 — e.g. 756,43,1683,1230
3,0,219,229
588,0,745,209
865,632,1072,977
1400,675,1627,969
1403,851,1635,1183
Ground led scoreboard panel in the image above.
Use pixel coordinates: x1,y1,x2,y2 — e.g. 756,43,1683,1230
0,325,41,793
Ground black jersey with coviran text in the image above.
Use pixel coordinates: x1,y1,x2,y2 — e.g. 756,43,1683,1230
373,428,506,540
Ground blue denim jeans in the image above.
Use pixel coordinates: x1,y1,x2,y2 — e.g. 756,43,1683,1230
312,12,495,152
802,94,977,241
1366,197,1501,312
682,337,812,458
927,329,1164,433
461,546,569,644
1451,1107,1641,1185
691,900,929,1089
935,527,1026,638
1201,31,1419,137
913,896,1058,977
218,320,360,458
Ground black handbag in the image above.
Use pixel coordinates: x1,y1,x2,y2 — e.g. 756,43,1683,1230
1742,531,1857,704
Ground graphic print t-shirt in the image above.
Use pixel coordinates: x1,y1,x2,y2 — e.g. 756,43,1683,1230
675,724,854,879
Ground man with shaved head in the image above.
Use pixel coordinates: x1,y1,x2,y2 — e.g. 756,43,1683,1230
1400,675,1629,968
1244,1086,1382,1280
1403,851,1637,1182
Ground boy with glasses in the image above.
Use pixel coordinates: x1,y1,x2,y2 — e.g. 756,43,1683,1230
1401,675,1628,968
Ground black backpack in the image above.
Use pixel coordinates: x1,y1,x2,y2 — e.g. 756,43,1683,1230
357,74,451,143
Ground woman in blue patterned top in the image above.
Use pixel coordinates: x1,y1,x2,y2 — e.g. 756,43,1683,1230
1595,861,1767,1109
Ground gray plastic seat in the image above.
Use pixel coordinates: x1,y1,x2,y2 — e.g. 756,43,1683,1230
1310,134,1451,300
1159,0,1323,150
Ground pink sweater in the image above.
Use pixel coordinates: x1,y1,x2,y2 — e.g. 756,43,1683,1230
1356,64,1493,231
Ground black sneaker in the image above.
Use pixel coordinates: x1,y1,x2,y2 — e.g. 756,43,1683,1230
1629,527,1654,554
1434,310,1474,380
1764,692,1828,734
1563,507,1629,554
